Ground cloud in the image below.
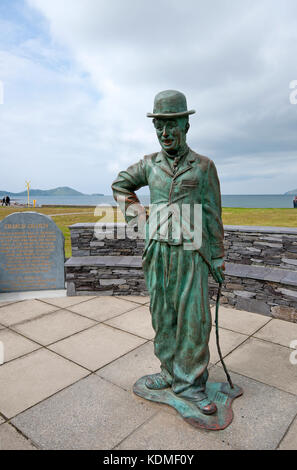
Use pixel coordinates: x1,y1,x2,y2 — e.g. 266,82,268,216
1,0,297,194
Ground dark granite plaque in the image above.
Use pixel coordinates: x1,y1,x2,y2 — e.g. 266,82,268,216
0,212,65,292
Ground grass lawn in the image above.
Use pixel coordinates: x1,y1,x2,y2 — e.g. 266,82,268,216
0,205,296,258
222,207,297,227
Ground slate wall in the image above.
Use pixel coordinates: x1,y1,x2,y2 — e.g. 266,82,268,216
65,223,297,322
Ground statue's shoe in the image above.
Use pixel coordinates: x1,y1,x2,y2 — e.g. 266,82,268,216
189,397,217,415
145,373,170,390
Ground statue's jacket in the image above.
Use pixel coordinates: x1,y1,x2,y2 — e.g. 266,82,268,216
112,148,224,269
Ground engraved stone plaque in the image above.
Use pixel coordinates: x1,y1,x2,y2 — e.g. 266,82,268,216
0,212,65,292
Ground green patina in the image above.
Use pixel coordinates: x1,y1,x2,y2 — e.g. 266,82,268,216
112,90,242,429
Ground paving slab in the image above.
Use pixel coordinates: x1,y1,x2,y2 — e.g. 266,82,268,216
254,318,297,349
0,329,40,363
206,366,297,450
49,324,146,371
0,301,14,308
97,342,217,418
1,293,295,450
224,337,297,395
0,299,58,327
97,341,160,391
67,296,139,322
12,374,156,450
12,309,96,346
209,327,248,364
97,341,180,417
211,305,271,335
278,414,297,449
105,306,155,340
116,295,150,305
0,423,37,450
116,410,233,450
0,348,89,418
0,289,66,303
40,296,96,309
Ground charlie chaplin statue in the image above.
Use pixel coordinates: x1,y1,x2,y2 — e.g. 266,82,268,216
112,90,229,421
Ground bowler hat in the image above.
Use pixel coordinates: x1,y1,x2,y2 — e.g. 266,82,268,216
147,90,196,118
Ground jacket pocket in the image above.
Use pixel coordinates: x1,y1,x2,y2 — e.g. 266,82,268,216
181,179,198,188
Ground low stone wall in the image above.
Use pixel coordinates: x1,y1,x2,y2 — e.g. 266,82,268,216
70,223,144,257
70,223,297,269
65,256,147,296
224,226,297,271
209,263,297,322
65,223,297,322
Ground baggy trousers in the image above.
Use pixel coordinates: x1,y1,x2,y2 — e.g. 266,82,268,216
142,239,212,399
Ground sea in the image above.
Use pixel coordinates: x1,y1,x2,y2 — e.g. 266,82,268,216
6,194,297,209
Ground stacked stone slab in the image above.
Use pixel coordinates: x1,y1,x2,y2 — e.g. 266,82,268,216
65,223,297,322
66,223,146,297
223,226,297,271
208,226,297,322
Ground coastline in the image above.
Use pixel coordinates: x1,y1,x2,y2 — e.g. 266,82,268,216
2,193,297,209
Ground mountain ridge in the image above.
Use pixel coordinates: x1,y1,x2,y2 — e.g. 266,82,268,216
284,189,297,195
0,186,104,197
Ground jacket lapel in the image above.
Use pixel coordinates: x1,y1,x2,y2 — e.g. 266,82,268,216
155,149,198,179
155,152,174,177
174,150,196,179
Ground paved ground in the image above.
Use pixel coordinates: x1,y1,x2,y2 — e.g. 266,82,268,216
0,294,296,450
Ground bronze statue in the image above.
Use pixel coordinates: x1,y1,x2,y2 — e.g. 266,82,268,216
112,90,242,430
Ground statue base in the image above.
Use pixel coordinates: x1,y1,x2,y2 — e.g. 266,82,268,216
133,375,243,431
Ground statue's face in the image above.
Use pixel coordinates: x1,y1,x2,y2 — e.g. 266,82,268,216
153,117,189,154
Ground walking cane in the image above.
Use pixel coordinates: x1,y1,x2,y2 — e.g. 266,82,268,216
215,281,234,389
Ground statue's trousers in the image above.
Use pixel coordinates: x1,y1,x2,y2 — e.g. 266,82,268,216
142,239,212,399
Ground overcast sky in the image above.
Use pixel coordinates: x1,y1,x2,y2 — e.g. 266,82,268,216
0,0,297,194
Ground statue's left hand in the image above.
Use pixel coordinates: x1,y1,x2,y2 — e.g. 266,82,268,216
211,258,225,284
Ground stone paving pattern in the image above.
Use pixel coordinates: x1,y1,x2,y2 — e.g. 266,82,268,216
0,295,296,450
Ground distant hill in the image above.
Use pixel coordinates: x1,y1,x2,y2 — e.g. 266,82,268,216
284,189,297,195
0,186,104,197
